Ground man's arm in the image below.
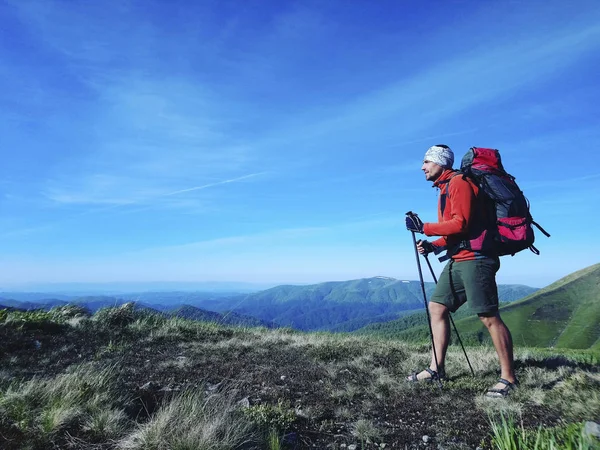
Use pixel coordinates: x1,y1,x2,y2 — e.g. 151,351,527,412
431,236,447,250
423,177,475,237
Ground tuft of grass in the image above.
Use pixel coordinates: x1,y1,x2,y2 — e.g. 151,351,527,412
83,408,129,440
544,372,600,421
351,418,382,446
128,313,238,343
244,399,296,432
267,428,283,450
0,363,129,446
118,388,256,450
368,366,406,399
94,302,137,327
50,304,91,321
38,404,82,435
489,414,597,450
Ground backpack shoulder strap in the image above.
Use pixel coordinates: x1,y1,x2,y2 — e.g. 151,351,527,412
439,171,467,215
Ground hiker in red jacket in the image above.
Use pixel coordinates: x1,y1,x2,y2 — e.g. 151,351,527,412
405,144,518,398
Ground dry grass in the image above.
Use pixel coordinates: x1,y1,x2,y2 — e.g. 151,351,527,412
117,389,256,450
0,363,129,446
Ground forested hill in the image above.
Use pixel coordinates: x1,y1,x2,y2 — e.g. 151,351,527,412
204,277,537,331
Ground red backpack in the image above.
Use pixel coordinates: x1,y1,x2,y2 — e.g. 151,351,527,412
459,147,550,256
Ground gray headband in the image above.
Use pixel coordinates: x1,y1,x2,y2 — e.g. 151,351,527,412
424,145,454,168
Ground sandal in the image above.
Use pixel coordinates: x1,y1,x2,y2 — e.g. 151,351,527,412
407,367,445,383
485,378,519,398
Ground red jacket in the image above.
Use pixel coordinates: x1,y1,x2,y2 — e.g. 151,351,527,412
423,169,487,261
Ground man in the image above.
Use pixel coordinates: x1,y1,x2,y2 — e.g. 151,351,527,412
405,144,518,398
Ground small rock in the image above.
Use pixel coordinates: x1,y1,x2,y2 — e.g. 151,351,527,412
280,375,286,381
237,397,250,408
140,381,160,391
207,381,223,392
584,421,600,438
422,435,430,443
340,445,347,449
348,445,357,450
295,406,308,418
159,385,180,393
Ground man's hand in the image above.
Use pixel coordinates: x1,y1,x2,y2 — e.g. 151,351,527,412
417,240,435,255
405,212,424,234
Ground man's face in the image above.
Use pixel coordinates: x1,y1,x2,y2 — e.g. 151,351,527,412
421,160,444,181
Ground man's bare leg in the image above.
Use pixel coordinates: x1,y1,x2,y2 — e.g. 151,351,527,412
479,312,516,389
412,302,450,380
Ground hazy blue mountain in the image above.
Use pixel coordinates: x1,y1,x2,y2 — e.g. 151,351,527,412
0,292,74,302
0,298,69,310
200,277,538,331
0,281,274,294
168,305,273,328
0,296,127,313
119,291,240,305
1,277,537,332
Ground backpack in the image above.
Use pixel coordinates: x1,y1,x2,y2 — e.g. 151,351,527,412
458,147,550,256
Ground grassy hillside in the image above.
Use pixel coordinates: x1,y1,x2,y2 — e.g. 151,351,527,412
368,263,600,350
455,263,600,349
356,286,539,340
0,304,598,449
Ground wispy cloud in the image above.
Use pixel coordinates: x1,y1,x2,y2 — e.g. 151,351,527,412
42,171,267,217
7,0,265,210
311,20,600,141
163,172,266,197
123,213,402,258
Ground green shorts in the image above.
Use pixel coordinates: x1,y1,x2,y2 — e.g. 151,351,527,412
430,257,500,315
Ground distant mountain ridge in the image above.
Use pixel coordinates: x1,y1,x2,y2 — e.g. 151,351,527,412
169,305,272,328
0,277,538,333
199,277,537,331
0,281,273,294
0,296,270,329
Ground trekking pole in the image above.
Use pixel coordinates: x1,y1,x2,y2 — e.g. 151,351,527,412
423,253,475,377
406,212,443,389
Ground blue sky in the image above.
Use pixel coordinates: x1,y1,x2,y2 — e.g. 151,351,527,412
1,0,599,289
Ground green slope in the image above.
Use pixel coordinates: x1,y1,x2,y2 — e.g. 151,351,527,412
355,285,538,338
379,263,600,349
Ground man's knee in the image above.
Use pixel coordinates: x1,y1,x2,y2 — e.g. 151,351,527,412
478,312,501,328
429,301,449,320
